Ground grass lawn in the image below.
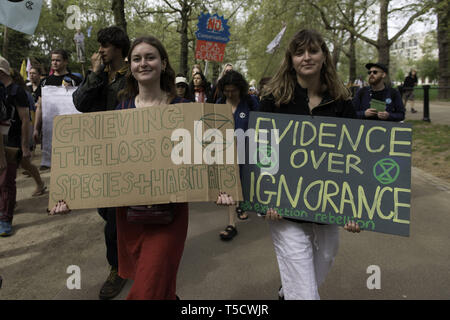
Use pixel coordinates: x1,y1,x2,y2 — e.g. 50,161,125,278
407,120,450,182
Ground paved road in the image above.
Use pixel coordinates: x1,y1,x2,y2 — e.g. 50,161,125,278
1,168,449,300
404,99,450,124
1,101,449,300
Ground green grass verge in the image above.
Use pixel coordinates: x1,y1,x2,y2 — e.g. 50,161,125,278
406,120,450,154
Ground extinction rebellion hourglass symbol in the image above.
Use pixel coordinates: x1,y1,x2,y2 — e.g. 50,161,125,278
7,0,34,10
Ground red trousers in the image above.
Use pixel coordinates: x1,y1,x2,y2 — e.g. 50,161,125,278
116,203,189,300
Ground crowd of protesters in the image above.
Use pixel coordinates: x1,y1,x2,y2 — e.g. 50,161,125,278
1,24,414,300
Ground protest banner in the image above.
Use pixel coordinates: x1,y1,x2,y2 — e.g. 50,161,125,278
0,0,43,35
241,112,412,237
195,13,230,63
195,40,227,62
48,103,242,210
42,86,80,168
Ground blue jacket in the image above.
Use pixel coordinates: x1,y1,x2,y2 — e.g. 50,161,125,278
352,86,405,122
216,94,260,131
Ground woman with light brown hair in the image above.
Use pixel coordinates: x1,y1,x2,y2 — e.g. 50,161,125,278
50,35,236,300
260,29,360,300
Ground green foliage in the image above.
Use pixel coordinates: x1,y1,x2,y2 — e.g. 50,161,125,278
0,28,31,70
0,0,440,87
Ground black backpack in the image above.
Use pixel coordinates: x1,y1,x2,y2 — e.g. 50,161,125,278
0,81,19,124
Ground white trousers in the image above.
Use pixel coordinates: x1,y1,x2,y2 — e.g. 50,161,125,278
268,219,340,300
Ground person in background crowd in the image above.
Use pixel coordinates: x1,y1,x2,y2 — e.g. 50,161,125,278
26,67,41,120
50,35,237,299
352,62,405,122
219,63,233,80
10,69,46,198
402,69,418,113
72,26,130,300
216,70,260,241
175,73,193,101
212,63,234,102
190,71,212,103
259,29,361,300
33,49,82,171
0,58,33,237
258,77,272,100
190,64,202,80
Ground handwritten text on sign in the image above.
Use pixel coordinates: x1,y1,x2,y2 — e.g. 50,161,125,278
195,40,226,62
241,112,412,237
49,103,242,210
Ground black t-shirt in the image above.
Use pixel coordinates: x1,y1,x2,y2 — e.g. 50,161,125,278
6,84,29,148
402,76,417,91
26,83,39,103
35,73,82,98
370,89,387,103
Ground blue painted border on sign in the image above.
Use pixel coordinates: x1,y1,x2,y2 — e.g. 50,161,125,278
195,12,230,44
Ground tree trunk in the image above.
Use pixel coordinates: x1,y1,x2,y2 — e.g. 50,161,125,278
111,0,127,32
348,1,356,83
2,26,8,59
212,62,220,85
332,40,341,69
378,0,390,83
179,2,189,76
349,34,357,83
437,0,450,99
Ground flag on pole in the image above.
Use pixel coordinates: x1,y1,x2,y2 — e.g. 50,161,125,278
20,59,27,81
266,25,287,54
0,0,44,35
87,26,93,38
26,57,32,80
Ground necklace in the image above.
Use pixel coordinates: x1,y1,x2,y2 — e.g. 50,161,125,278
136,92,168,108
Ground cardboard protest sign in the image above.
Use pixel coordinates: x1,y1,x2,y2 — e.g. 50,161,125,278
48,103,242,210
241,112,412,237
195,40,227,62
42,86,80,168
195,13,230,63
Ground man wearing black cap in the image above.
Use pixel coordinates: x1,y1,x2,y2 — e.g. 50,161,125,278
353,62,405,122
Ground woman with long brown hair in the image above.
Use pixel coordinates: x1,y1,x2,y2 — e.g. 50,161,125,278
260,29,360,300
50,35,236,300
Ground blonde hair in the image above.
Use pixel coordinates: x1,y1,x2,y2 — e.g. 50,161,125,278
218,63,233,80
262,29,350,106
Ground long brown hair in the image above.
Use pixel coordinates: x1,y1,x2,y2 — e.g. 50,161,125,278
261,29,350,106
118,35,176,100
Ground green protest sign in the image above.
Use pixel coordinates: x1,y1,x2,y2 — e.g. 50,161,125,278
370,99,387,112
241,112,412,237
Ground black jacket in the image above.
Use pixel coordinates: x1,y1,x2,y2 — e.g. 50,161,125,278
402,75,417,92
72,65,127,113
260,82,356,119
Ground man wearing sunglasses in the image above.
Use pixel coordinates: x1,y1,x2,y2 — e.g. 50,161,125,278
352,62,405,122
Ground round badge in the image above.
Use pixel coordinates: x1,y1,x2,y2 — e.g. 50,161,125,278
385,98,392,104
239,112,246,119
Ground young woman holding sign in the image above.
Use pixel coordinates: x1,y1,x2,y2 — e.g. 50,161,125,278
259,29,361,300
49,35,236,300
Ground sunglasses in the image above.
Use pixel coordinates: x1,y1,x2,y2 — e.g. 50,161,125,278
368,70,379,75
